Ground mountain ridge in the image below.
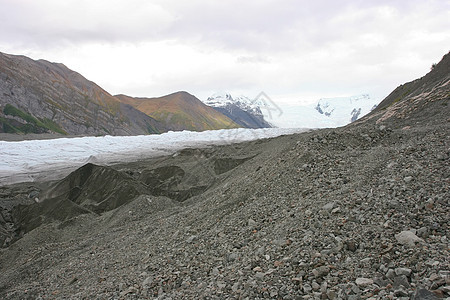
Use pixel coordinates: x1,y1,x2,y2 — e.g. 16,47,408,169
115,92,241,132
0,52,241,137
0,52,164,136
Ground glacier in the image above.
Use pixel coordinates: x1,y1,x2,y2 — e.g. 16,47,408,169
0,128,308,186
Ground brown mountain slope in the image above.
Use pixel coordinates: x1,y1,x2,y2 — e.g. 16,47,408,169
116,91,241,131
0,52,164,136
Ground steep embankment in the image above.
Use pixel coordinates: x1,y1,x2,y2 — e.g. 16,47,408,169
116,92,242,132
0,53,448,299
0,52,164,136
363,51,450,126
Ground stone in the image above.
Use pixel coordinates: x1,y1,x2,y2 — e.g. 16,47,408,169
394,288,409,297
303,283,312,293
248,218,256,226
142,277,153,287
327,290,337,299
374,277,392,288
386,269,396,279
253,266,263,272
228,252,238,261
395,267,412,277
355,277,373,287
404,176,413,183
217,282,226,289
413,289,439,300
186,235,197,243
232,282,239,292
393,275,410,289
322,202,335,211
346,240,358,252
417,226,429,238
395,231,423,247
312,266,330,278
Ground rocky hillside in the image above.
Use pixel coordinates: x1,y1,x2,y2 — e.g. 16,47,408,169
364,51,450,127
116,92,241,132
0,52,241,137
0,52,164,136
0,52,448,299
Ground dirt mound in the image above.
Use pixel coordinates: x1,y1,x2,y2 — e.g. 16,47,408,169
12,163,150,238
44,163,148,214
139,165,209,202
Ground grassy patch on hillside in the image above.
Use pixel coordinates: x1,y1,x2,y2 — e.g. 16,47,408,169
2,104,67,135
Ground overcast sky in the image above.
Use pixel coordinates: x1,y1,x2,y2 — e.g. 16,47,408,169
1,0,449,106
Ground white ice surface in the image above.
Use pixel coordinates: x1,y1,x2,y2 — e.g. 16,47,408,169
0,128,308,186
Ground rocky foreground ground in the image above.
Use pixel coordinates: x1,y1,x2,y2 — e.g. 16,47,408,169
0,54,449,299
0,116,448,299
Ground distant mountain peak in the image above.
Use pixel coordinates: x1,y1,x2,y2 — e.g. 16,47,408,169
314,94,376,121
204,92,273,129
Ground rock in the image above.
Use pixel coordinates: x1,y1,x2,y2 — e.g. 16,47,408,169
404,176,414,183
386,269,396,279
393,275,410,289
413,289,439,300
248,218,256,226
395,267,412,277
395,230,423,247
228,252,238,261
303,283,312,293
441,286,450,293
327,290,337,299
142,277,153,287
186,235,197,243
355,277,373,287
312,266,330,278
345,240,358,252
322,202,335,211
211,267,219,275
394,288,409,297
232,282,239,292
217,282,226,289
417,226,429,238
374,277,392,288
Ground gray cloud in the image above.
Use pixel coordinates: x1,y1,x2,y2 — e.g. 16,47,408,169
0,0,449,104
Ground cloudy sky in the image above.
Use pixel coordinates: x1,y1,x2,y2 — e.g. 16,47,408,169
1,0,449,107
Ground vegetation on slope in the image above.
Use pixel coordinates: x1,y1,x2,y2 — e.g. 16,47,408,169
1,104,67,134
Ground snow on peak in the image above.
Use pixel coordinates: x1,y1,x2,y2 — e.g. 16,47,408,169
204,92,262,113
270,94,379,129
315,94,375,121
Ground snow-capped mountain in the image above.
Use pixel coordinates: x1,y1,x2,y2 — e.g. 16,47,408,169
314,94,377,124
204,92,273,129
269,94,379,129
